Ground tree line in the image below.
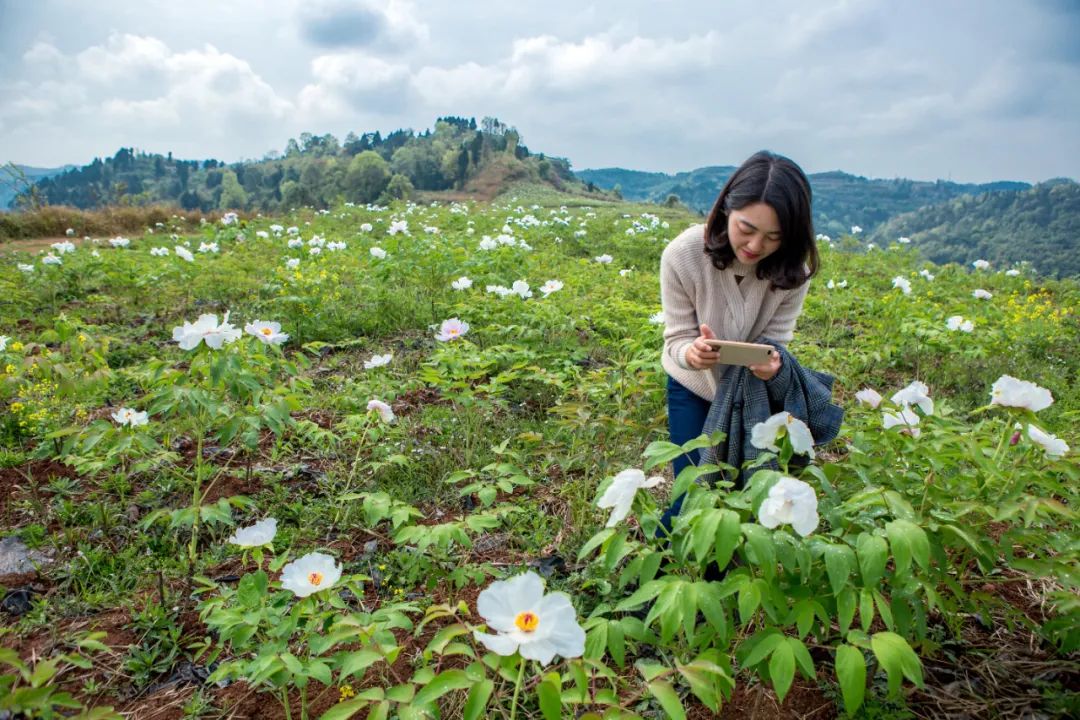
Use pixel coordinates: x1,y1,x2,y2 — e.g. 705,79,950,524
14,117,581,212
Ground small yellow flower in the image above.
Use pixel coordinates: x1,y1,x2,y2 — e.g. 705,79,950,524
10,342,23,352
338,684,356,702
10,402,25,412
4,364,14,374
78,333,87,343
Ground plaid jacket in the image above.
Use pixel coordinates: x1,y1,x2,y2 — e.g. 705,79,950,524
698,339,844,488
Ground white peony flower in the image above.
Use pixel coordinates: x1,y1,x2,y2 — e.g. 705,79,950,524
174,246,195,262
367,399,395,423
451,276,472,290
855,388,882,408
435,318,469,341
42,253,63,265
891,380,934,415
363,353,392,369
110,236,131,248
244,320,289,345
973,289,993,300
18,263,34,272
111,407,148,427
596,468,665,528
221,212,239,226
280,552,341,597
540,280,563,297
619,269,632,277
309,246,322,256
288,238,304,249
892,276,912,295
198,242,218,253
757,477,819,536
649,311,665,325
256,230,269,239
1027,425,1069,459
594,254,613,264
150,247,170,256
286,258,300,269
370,247,387,259
228,518,277,547
388,220,409,236
478,237,498,251
898,237,911,244
919,269,935,281
360,222,373,232
51,241,75,254
851,225,863,234
511,280,532,299
883,407,921,437
972,259,990,270
473,571,585,664
65,228,76,237
0,336,8,351
946,315,974,332
990,375,1053,412
1005,269,1021,276
172,312,242,350
750,412,816,458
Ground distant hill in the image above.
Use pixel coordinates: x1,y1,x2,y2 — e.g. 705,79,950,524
0,164,76,211
8,117,605,213
869,179,1080,278
576,166,1030,237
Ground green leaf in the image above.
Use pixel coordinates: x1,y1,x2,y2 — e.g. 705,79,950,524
768,640,795,703
741,524,776,580
538,678,562,720
647,680,687,720
713,510,742,571
824,544,856,596
870,632,924,696
859,588,875,632
787,637,815,679
578,528,616,560
413,669,473,706
319,700,371,720
837,587,856,635
740,630,783,668
462,678,494,720
339,649,384,679
856,534,888,587
835,644,867,714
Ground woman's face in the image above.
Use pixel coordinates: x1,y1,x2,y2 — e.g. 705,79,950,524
727,202,782,265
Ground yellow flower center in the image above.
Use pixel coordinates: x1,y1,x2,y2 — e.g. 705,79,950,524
309,571,324,586
261,327,273,336
514,611,539,633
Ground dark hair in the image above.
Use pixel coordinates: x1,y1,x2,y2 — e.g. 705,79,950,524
703,150,818,290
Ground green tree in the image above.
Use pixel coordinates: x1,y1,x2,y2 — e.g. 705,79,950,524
343,151,391,203
218,169,248,210
380,173,414,203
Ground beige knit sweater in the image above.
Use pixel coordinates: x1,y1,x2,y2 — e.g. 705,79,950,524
660,224,811,401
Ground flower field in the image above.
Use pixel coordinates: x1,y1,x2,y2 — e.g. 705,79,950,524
1,191,1078,719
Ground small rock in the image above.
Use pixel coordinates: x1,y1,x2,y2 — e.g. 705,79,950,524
0,537,52,575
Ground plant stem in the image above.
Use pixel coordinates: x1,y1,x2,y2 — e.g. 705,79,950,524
282,687,292,720
509,655,526,720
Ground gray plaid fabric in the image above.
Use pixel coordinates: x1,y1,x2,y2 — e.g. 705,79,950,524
698,339,844,488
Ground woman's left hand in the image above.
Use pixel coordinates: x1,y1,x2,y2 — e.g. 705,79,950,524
748,349,781,381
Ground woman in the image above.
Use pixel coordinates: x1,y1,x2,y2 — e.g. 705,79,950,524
660,150,819,511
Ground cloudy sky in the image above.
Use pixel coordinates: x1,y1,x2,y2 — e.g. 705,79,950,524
1,0,1077,183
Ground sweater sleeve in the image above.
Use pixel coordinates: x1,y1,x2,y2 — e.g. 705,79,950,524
660,244,699,371
761,279,810,343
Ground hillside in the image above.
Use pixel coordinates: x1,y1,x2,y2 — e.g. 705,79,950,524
10,117,599,213
0,163,76,211
869,179,1080,278
576,166,1030,236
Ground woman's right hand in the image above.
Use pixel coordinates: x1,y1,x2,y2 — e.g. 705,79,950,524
685,323,721,369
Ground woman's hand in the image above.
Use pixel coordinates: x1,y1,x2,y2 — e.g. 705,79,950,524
685,324,721,369
748,349,781,381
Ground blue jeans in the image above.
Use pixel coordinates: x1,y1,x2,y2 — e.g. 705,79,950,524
659,375,712,532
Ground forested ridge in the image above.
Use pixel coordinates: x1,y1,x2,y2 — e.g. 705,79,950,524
10,117,588,213
869,179,1080,278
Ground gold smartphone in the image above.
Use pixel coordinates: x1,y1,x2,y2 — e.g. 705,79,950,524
702,339,775,367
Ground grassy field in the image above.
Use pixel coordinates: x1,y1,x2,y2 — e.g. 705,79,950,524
1,192,1077,719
